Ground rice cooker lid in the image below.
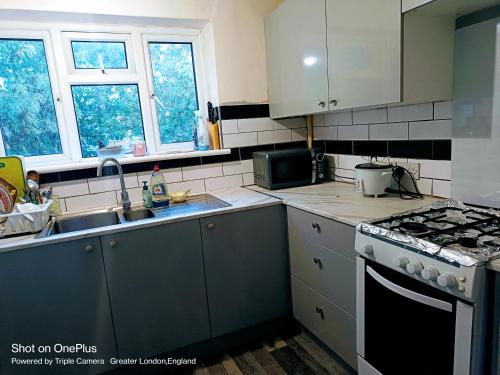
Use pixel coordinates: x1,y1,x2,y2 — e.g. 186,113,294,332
355,162,392,170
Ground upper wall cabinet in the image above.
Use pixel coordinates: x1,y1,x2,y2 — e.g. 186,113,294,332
265,0,401,118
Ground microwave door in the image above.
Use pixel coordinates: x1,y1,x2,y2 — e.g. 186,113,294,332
270,155,313,189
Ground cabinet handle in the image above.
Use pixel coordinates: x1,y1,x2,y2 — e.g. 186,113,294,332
207,223,215,230
315,306,325,320
84,244,95,253
316,100,326,108
311,222,321,233
329,98,338,106
313,257,323,269
109,240,118,248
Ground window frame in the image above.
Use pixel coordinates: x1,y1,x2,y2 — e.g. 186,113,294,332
142,31,208,153
0,29,72,164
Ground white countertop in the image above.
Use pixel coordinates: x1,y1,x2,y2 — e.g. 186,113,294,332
248,181,439,226
0,187,281,253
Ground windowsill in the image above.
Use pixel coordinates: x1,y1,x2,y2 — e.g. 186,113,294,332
30,149,232,174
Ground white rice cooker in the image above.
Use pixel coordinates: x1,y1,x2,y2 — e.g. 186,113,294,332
354,162,393,197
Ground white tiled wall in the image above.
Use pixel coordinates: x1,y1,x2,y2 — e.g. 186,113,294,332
314,100,452,142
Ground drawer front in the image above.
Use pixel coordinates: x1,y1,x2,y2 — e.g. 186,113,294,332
292,277,356,369
289,232,356,316
287,207,356,260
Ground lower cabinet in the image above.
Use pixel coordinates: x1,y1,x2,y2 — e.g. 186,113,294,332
200,206,290,336
101,220,211,358
0,238,116,375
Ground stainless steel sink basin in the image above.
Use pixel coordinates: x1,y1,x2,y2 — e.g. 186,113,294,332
40,211,121,236
122,208,155,222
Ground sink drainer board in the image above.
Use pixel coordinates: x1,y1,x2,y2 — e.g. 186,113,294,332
38,194,231,237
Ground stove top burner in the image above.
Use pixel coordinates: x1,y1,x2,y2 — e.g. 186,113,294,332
458,236,478,248
399,222,429,233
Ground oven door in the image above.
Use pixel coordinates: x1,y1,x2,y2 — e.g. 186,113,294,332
357,257,473,375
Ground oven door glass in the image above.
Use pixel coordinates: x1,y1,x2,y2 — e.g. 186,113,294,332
364,260,457,375
270,155,312,184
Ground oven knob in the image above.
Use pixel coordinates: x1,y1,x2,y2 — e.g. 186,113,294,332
406,261,423,275
363,244,374,255
421,267,439,281
437,274,457,288
392,256,409,268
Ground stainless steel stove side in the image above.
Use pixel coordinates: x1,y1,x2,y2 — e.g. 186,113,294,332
355,231,484,302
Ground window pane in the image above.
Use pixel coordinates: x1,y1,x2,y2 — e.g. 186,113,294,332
149,42,199,144
71,84,145,158
0,38,62,156
71,41,127,69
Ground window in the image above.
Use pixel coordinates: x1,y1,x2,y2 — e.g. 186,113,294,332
71,84,145,158
0,38,62,156
71,41,128,70
148,42,199,144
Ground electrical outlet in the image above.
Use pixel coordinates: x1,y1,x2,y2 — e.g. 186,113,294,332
396,162,420,179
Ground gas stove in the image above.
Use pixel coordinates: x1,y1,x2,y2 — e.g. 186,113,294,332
355,199,500,302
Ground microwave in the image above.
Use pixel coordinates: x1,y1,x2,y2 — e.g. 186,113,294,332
252,148,319,190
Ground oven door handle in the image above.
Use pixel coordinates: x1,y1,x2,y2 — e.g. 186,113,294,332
366,266,453,312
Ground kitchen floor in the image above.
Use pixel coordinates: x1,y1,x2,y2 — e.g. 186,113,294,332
173,332,353,375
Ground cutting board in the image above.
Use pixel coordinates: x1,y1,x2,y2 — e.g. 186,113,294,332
0,157,26,203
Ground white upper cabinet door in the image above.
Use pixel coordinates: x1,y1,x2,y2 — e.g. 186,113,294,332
326,0,402,111
265,0,329,118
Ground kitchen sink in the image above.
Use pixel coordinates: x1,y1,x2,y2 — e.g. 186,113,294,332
122,208,155,222
40,211,121,237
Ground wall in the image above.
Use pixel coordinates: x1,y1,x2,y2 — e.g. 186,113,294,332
0,0,283,104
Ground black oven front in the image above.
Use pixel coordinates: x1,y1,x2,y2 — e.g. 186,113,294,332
356,257,475,375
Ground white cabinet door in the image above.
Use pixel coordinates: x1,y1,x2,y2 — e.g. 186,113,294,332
265,0,329,118
326,0,401,111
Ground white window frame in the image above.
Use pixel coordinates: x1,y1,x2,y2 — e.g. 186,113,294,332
0,28,72,164
0,21,215,169
61,31,136,75
142,31,208,153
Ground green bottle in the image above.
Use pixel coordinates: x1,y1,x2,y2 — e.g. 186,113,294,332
142,181,153,209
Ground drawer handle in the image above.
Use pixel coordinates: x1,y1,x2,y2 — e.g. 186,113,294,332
315,306,325,320
313,257,323,269
311,222,321,233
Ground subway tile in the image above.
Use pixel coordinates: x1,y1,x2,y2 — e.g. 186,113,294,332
353,141,388,157
168,179,206,194
275,141,308,150
257,104,270,118
239,144,275,160
88,174,139,194
432,140,452,160
388,103,433,123
117,187,142,204
369,122,409,140
65,191,117,213
242,172,255,186
274,117,307,130
221,119,239,134
416,178,433,196
138,168,183,185
257,130,291,145
434,101,452,119
238,117,274,132
325,140,353,155
334,168,355,180
432,179,451,198
222,159,253,175
353,108,387,124
222,132,258,148
41,179,90,198
314,126,337,140
313,114,325,127
291,128,307,141
388,140,433,159
325,110,352,126
338,125,369,140
205,174,243,190
409,119,452,140
324,154,338,169
419,160,451,180
182,163,223,181
338,154,367,170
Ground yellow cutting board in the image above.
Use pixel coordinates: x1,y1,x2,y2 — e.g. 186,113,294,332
0,157,26,203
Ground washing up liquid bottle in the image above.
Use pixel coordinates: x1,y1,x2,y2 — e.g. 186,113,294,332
141,181,153,209
150,165,169,208
195,110,209,151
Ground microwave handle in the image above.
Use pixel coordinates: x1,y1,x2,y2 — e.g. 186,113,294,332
366,266,453,312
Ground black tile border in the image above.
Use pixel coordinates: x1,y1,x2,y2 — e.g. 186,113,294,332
219,104,270,120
